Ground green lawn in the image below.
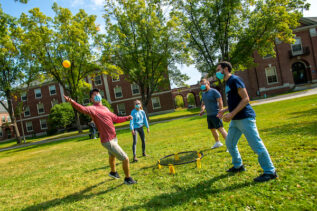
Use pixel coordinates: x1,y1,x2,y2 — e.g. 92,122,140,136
0,95,316,210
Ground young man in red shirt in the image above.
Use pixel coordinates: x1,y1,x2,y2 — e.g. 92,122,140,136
64,88,136,185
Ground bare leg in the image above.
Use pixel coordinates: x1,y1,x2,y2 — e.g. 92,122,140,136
109,155,116,172
211,129,220,142
122,158,130,178
218,127,228,140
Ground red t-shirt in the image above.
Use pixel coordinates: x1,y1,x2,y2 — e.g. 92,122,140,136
70,100,129,143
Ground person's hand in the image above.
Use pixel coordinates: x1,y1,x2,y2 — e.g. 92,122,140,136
132,130,135,135
147,128,150,134
127,115,133,120
217,109,225,119
199,110,205,116
64,95,72,103
223,113,233,122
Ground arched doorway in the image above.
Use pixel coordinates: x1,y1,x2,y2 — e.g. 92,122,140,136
186,93,196,108
292,62,308,85
174,95,185,108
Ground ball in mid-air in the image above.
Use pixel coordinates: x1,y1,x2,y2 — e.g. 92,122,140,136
62,60,71,68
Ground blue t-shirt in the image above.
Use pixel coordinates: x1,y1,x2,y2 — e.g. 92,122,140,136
226,75,256,120
202,88,221,116
129,109,149,130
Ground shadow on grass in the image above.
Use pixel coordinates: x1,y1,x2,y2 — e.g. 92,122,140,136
260,121,317,136
288,107,317,119
21,180,123,211
121,173,255,210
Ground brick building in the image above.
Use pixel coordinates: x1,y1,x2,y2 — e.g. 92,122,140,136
12,74,174,137
236,17,317,98
0,102,15,141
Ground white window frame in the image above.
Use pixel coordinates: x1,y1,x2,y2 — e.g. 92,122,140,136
152,97,161,109
34,88,42,99
291,37,303,56
21,92,27,101
265,66,278,85
2,116,6,123
114,86,123,99
51,99,59,108
40,119,48,130
100,90,105,98
7,116,11,123
131,84,140,95
26,121,33,132
49,85,57,96
94,75,102,86
309,28,317,37
37,103,45,115
24,106,31,117
117,103,126,116
112,76,120,82
0,127,2,137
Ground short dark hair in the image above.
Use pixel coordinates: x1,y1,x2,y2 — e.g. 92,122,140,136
89,88,100,98
218,61,232,72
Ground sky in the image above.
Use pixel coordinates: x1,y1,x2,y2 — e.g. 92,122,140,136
1,0,316,87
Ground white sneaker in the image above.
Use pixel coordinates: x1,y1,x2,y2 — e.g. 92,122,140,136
211,142,223,149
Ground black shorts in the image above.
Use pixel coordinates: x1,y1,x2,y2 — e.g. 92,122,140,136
207,116,223,129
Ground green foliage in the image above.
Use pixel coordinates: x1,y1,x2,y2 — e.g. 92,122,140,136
175,95,185,108
48,102,75,130
103,0,191,110
187,93,195,106
171,0,310,74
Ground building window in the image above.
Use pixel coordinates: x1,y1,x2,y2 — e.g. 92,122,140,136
291,37,303,56
263,54,273,59
40,119,48,130
49,85,56,95
94,75,102,86
24,106,30,117
26,121,33,132
83,98,90,105
51,99,59,108
131,84,140,95
114,86,123,99
2,116,6,123
34,88,42,99
117,103,126,116
37,103,45,114
0,127,2,137
309,28,317,37
7,116,11,123
265,66,278,84
21,92,27,101
152,97,161,109
100,90,105,98
112,76,120,82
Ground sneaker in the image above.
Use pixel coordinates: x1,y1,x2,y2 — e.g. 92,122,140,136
109,171,120,179
212,142,223,149
142,153,147,157
226,165,246,173
254,172,278,182
133,157,138,162
124,177,137,185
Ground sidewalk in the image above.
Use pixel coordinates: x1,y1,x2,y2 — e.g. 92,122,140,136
1,87,316,152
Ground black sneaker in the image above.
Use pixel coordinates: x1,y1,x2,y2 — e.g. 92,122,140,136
226,165,246,173
142,153,147,157
254,172,278,182
124,177,137,185
109,171,120,179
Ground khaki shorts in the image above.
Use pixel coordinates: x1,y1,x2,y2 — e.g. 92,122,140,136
101,137,128,161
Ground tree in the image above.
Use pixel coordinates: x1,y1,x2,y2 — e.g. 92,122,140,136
103,0,190,115
175,95,185,108
0,6,39,144
48,102,75,131
19,3,113,133
171,0,310,102
14,0,28,3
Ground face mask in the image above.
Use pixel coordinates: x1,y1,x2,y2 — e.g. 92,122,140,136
200,85,206,91
135,104,140,109
216,71,224,80
94,94,102,102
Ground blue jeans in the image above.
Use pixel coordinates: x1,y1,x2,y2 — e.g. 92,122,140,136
226,117,275,174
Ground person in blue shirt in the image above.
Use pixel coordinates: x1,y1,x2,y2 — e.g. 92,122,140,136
130,100,150,162
216,61,277,182
200,78,227,149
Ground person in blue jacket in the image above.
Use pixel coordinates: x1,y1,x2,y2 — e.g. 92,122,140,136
130,100,150,162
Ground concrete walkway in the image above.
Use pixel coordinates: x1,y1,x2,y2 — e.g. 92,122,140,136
1,87,316,153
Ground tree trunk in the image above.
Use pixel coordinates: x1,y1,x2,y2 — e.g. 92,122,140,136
220,81,228,107
74,109,82,133
19,114,26,143
6,94,22,144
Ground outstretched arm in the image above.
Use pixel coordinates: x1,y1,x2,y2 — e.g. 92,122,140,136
64,95,92,116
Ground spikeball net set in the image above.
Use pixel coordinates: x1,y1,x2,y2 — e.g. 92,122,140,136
157,151,204,174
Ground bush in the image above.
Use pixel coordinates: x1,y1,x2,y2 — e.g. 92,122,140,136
175,95,184,108
48,103,75,131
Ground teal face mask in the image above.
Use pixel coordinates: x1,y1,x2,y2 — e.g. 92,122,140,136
200,85,206,91
216,71,224,80
94,94,102,102
135,104,141,109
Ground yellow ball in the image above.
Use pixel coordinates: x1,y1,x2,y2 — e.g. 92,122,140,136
62,60,71,68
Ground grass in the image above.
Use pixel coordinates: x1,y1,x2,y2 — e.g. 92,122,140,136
0,95,316,210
